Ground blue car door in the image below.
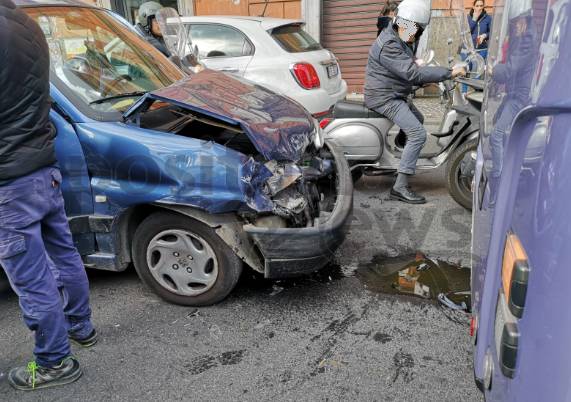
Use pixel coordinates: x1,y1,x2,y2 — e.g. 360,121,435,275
50,106,96,256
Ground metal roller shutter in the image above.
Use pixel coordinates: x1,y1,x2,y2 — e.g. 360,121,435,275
321,0,390,94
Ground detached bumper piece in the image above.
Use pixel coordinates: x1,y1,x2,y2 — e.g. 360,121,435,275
244,142,353,278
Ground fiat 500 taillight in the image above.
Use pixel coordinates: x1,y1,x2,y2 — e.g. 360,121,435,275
291,63,321,90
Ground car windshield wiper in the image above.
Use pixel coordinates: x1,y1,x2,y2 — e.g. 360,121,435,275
90,91,147,105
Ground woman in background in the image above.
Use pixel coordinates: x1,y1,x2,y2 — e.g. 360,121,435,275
468,0,492,60
461,0,492,92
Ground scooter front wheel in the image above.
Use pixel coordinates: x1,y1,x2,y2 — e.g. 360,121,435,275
446,139,478,210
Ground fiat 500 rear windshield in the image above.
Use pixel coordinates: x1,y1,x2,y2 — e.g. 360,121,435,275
270,24,323,53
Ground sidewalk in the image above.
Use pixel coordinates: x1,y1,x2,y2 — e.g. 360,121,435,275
413,97,447,122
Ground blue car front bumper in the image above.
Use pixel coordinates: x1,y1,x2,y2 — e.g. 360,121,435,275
244,142,353,278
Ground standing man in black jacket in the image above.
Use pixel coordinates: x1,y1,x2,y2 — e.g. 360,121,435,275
0,0,96,391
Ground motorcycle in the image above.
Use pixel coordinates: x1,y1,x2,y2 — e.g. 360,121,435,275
322,53,484,210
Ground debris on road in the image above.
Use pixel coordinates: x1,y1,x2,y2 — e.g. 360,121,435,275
269,284,284,297
437,291,471,312
354,252,471,302
254,319,271,330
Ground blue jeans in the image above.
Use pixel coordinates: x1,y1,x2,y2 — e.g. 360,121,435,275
373,100,426,175
0,167,93,367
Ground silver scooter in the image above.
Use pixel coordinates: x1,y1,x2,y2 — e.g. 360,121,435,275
322,55,483,210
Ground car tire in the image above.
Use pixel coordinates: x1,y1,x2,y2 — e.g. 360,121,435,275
446,139,478,211
132,211,243,306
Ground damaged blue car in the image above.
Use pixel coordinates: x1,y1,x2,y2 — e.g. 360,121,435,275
20,0,353,305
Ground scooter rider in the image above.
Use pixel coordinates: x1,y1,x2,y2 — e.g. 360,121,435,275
135,1,171,57
365,0,466,204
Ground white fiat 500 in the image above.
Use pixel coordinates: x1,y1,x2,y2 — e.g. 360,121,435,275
178,16,348,117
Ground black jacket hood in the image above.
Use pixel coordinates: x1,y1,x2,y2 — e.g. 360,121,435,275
377,16,393,36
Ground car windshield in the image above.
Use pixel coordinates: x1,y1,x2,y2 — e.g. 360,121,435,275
270,24,322,53
24,6,184,116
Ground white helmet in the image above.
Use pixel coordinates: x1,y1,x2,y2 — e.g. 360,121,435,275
138,1,163,27
396,0,432,28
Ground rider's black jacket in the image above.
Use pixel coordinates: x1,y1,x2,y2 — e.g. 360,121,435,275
135,23,171,57
365,26,452,109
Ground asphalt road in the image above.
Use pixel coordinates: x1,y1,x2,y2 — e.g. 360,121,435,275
0,167,483,402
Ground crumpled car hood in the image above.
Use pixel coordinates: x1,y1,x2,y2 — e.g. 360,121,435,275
129,69,315,162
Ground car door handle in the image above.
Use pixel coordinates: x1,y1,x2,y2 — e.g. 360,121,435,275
220,67,239,73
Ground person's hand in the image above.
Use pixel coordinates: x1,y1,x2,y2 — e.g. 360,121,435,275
452,66,467,78
477,34,487,46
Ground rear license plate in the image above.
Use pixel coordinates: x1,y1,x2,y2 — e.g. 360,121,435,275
327,63,339,78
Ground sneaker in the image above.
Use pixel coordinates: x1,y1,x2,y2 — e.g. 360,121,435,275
8,357,82,391
69,329,98,348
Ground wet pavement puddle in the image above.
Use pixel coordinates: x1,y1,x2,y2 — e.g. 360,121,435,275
237,252,472,312
351,252,471,310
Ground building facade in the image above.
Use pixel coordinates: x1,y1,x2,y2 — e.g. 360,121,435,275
319,0,496,93
99,0,497,93
185,0,496,93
